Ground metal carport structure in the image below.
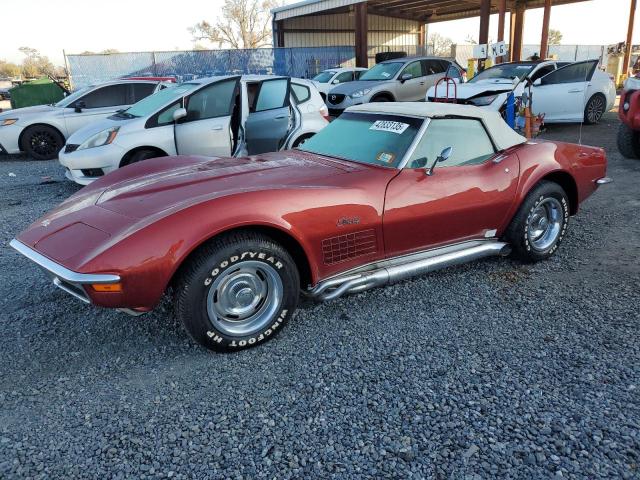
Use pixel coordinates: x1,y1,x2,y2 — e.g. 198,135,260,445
273,0,637,73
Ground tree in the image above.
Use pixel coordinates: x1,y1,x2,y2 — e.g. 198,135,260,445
18,47,54,78
189,0,281,49
549,29,562,45
427,33,454,57
0,60,21,78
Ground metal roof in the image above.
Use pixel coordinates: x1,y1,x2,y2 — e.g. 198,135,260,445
274,0,589,23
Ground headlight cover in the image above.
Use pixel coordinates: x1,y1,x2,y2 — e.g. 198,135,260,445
77,126,120,151
351,89,372,98
469,95,498,106
1,118,18,126
624,76,640,91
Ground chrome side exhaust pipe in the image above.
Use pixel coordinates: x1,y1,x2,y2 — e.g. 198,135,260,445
309,241,511,301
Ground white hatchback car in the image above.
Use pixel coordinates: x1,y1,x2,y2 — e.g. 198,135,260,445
0,79,170,159
426,59,615,124
59,75,329,185
311,67,368,100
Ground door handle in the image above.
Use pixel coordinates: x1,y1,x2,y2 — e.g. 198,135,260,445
275,114,288,120
419,82,425,85
568,89,583,93
212,125,223,131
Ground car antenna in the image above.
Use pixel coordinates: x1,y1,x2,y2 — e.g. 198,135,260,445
578,60,595,146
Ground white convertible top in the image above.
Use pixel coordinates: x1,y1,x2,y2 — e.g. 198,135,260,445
347,102,527,151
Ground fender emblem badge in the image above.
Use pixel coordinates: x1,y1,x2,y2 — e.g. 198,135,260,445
337,217,360,227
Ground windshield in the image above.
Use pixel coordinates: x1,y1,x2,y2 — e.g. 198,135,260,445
124,83,195,118
469,63,536,82
312,71,337,83
55,86,93,107
299,112,423,168
359,62,403,81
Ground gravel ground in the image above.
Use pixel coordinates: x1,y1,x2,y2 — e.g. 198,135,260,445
0,111,639,479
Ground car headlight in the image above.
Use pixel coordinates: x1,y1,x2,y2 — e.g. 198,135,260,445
469,95,498,106
351,89,372,99
77,127,120,151
624,76,640,91
1,118,18,126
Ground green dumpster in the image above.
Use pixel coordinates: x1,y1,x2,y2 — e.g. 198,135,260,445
9,78,65,109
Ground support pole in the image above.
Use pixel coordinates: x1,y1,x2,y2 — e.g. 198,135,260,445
509,10,517,61
354,3,369,68
623,0,637,76
497,0,507,63
419,24,425,47
540,0,552,60
512,1,526,62
478,0,491,71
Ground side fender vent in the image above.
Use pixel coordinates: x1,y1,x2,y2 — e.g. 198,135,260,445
322,229,377,265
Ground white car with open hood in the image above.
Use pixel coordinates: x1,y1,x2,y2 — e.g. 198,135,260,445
426,60,615,124
58,75,329,185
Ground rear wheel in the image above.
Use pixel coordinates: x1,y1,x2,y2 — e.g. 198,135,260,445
505,181,569,262
617,122,640,159
584,93,606,124
174,232,299,352
22,125,64,160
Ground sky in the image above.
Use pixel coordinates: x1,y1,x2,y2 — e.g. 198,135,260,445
0,0,638,66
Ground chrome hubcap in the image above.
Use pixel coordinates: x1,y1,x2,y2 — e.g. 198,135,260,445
528,198,563,251
206,261,283,336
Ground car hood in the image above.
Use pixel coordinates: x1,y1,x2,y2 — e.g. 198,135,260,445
329,80,387,95
428,78,516,99
66,114,136,144
0,104,59,120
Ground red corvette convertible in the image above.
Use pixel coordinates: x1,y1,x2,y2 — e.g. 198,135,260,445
11,103,611,351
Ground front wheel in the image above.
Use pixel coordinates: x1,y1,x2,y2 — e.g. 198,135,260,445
22,125,64,160
504,181,570,262
174,232,300,352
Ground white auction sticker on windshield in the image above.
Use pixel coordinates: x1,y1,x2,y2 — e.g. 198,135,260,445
370,120,410,134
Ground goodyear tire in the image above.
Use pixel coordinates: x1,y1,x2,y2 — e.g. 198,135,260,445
174,232,299,352
617,122,640,159
22,125,64,160
505,181,569,263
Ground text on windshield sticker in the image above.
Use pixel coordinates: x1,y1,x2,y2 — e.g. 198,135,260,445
370,120,410,134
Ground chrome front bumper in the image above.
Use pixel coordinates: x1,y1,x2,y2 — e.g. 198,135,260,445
9,239,120,304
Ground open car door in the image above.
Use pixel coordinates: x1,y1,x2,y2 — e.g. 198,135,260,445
531,60,598,123
175,77,240,157
244,78,292,155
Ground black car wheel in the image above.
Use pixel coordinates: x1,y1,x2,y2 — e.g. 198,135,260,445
121,149,163,167
22,125,64,160
505,181,570,263
617,122,640,159
174,231,299,352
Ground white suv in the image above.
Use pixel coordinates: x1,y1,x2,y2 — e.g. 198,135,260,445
59,75,329,185
0,79,170,159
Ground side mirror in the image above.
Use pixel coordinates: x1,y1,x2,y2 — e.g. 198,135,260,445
173,107,187,122
426,146,452,176
74,100,86,113
331,79,340,85
400,73,413,82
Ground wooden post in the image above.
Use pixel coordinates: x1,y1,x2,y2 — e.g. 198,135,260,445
497,0,507,63
540,0,552,60
511,1,526,62
478,0,491,71
623,0,637,76
355,2,369,68
419,24,425,47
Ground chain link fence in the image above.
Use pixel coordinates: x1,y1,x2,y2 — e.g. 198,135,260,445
66,47,356,88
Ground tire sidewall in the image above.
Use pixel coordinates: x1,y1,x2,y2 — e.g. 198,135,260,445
179,241,298,352
522,189,569,260
585,94,605,125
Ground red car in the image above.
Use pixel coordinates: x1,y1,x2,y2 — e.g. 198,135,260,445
10,103,611,352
